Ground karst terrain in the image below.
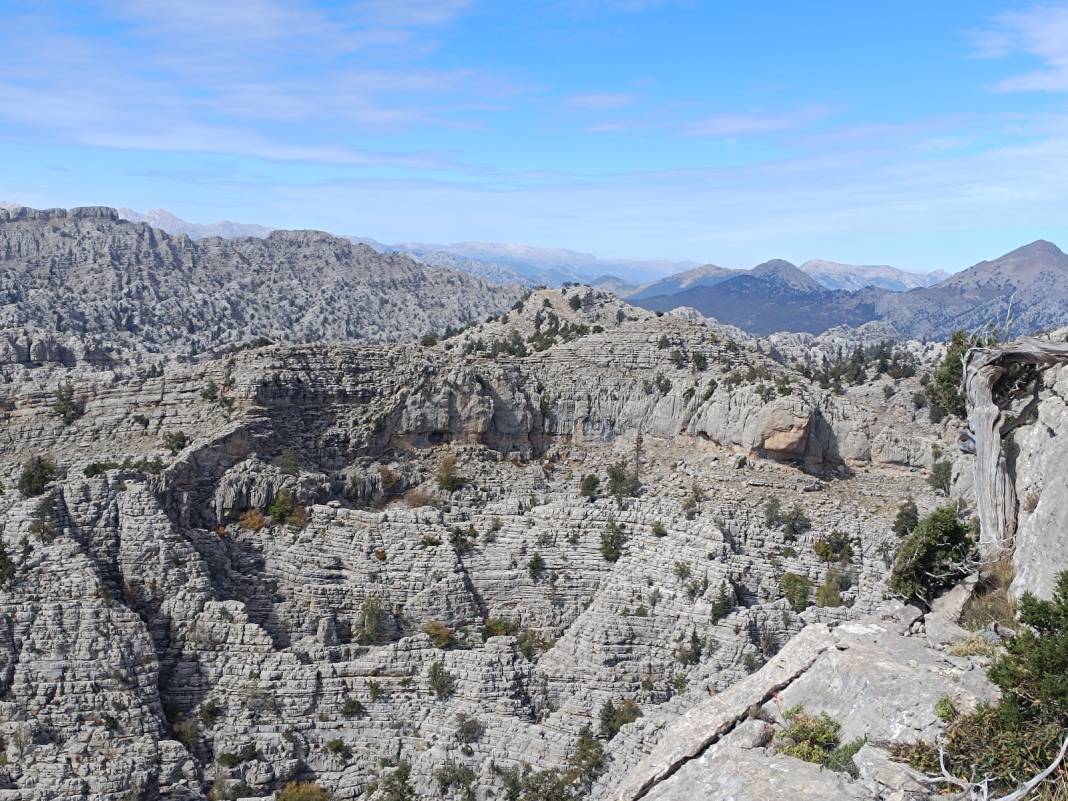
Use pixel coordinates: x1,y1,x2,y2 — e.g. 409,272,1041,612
0,208,1066,801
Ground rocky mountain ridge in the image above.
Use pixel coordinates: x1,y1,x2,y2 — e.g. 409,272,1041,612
634,240,1068,339
0,206,523,355
105,204,950,295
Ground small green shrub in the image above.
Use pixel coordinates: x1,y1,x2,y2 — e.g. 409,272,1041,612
778,706,863,776
600,519,625,562
677,627,703,665
528,552,546,582
517,629,552,660
28,497,56,543
437,454,464,492
377,761,415,801
606,461,640,500
267,490,306,527
83,461,120,478
436,761,476,801
53,380,83,425
598,698,642,740
935,695,958,721
709,585,733,622
162,431,189,455
217,743,257,767
481,617,518,640
764,498,783,527
273,447,300,475
0,541,14,588
780,572,811,611
893,498,919,537
815,571,843,608
813,530,856,564
928,459,953,496
780,505,811,541
357,596,382,644
199,699,223,727
455,712,484,744
924,330,971,419
580,473,600,498
888,507,973,605
428,660,455,700
342,697,365,718
172,717,198,749
325,738,352,760
18,457,56,497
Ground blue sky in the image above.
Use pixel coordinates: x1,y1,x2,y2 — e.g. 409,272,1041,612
3,1,1068,272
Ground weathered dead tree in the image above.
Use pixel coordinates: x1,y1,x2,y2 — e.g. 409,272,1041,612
961,336,1068,560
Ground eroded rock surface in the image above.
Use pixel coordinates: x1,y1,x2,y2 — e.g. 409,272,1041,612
0,285,960,799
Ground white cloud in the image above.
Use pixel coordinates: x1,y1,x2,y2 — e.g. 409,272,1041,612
0,0,505,166
974,4,1068,92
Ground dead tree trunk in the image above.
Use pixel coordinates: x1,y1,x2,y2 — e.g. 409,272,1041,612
962,337,1068,560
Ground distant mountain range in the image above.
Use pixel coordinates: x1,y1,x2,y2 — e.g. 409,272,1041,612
388,241,694,286
114,207,695,287
634,240,1068,338
0,205,522,352
797,259,948,291
6,202,1061,339
94,205,958,295
627,258,944,301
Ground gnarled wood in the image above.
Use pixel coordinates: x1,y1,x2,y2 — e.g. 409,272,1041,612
963,337,1068,560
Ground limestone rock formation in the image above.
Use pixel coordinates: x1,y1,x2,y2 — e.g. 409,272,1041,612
0,206,523,355
0,285,957,799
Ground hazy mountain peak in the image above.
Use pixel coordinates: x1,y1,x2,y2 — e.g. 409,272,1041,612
947,238,1068,290
117,207,275,240
751,259,823,292
751,258,798,273
799,259,946,291
1000,238,1067,263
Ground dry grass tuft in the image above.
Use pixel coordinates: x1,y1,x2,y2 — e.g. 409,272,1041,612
960,558,1016,631
947,634,999,658
238,509,266,531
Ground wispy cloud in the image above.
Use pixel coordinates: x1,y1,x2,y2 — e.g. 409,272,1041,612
681,108,832,138
355,0,474,26
973,4,1068,92
555,0,691,12
0,0,504,168
564,92,638,110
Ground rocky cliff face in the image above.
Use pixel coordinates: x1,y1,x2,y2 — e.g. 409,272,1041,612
0,285,967,800
0,206,523,356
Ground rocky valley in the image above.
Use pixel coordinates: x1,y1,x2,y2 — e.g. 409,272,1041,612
0,210,1066,801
